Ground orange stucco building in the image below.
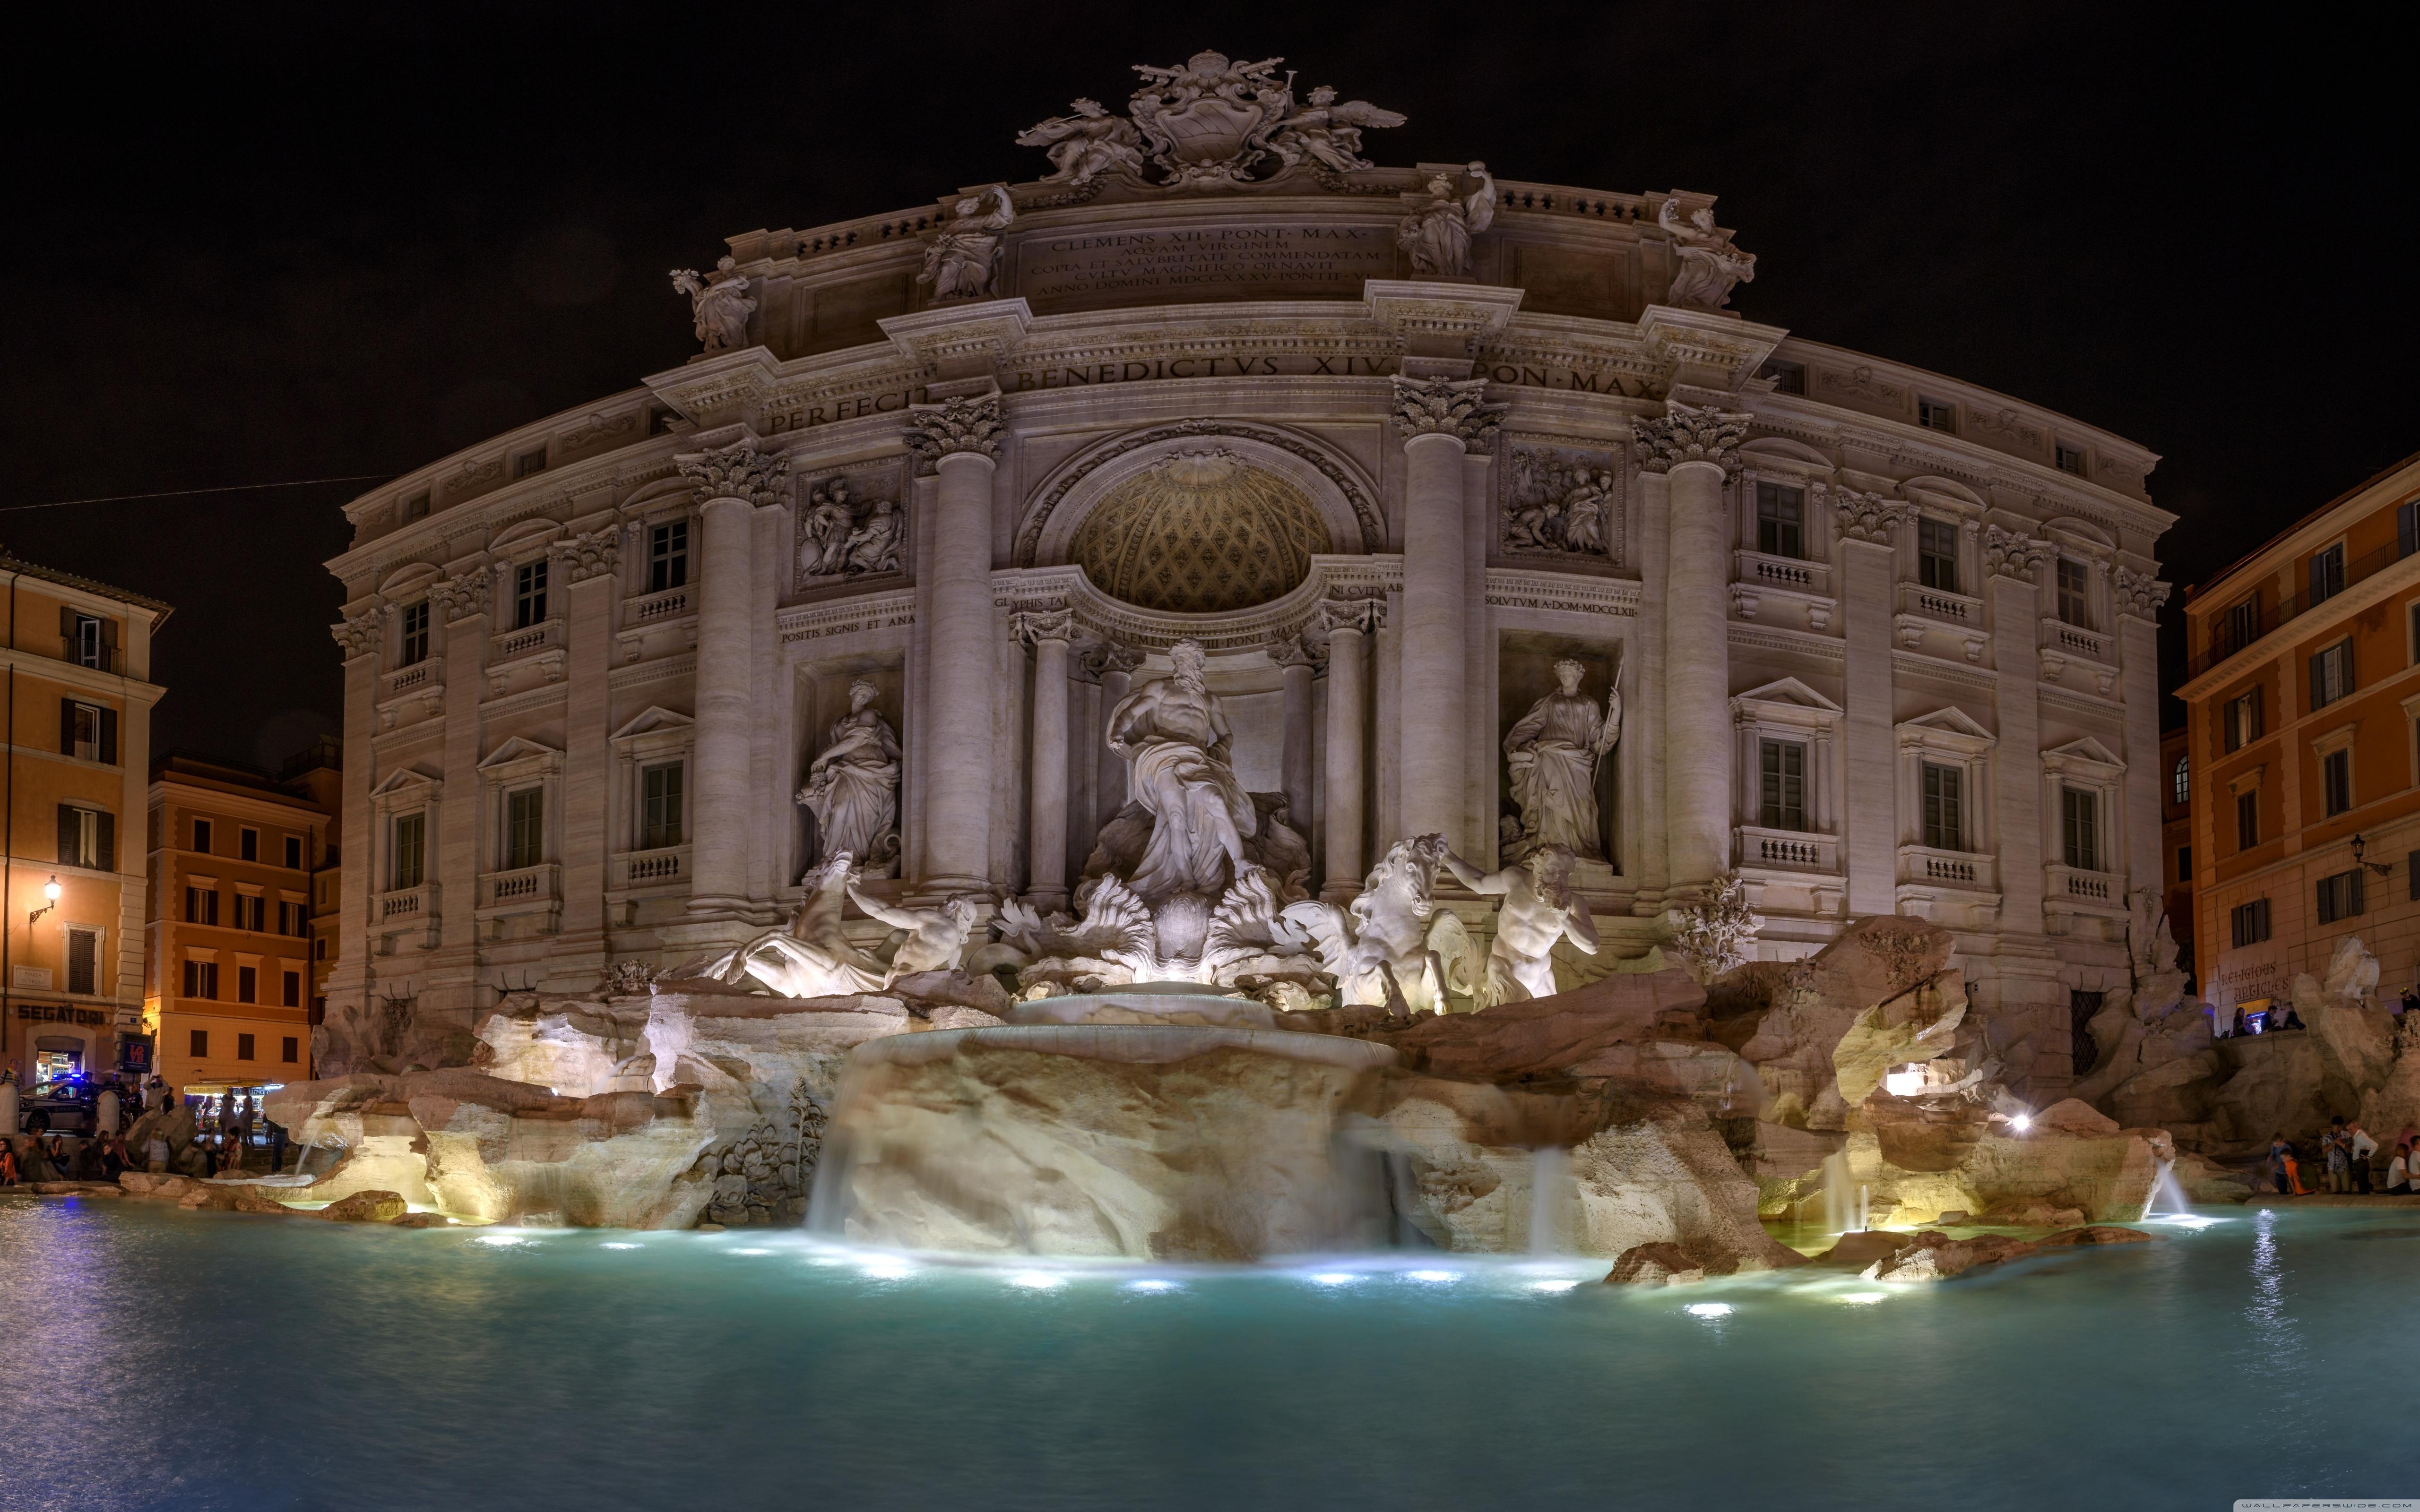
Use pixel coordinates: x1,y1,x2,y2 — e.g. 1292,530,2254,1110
2180,451,2420,1016
0,549,170,1090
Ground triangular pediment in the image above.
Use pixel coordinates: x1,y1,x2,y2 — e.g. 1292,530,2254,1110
2045,734,2124,770
478,736,563,770
1901,706,1997,743
369,767,441,798
1734,676,1843,714
611,705,694,740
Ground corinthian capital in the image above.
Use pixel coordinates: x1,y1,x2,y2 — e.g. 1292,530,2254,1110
1983,524,2050,584
1010,604,1074,645
903,395,1004,474
331,613,378,659
555,528,622,584
1831,490,1915,547
675,441,788,506
1631,400,1752,478
431,569,492,622
1267,631,1325,671
2114,565,2171,620
1313,593,1387,638
1389,376,1504,449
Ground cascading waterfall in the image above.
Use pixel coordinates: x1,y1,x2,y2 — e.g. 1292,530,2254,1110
1819,1151,1855,1233
1526,1146,1572,1255
2147,1158,2193,1218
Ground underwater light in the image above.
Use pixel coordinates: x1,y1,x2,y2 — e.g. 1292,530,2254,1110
1307,1272,1358,1285
733,1248,772,1256
1406,1270,1458,1283
601,1243,640,1251
1839,1292,1885,1305
1126,1279,1179,1292
474,1235,526,1247
860,1258,916,1279
1684,1302,1733,1318
1007,1271,1064,1289
2011,1114,2032,1132
1528,1279,1582,1293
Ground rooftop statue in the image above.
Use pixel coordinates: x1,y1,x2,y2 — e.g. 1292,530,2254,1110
1397,164,1496,278
1657,198,1756,310
1019,52,1403,189
669,256,754,352
916,184,1014,302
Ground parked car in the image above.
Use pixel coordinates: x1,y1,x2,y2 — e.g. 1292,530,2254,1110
14,1079,96,1136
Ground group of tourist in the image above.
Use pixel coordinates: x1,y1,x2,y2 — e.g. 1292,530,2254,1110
2264,1117,2418,1196
4,1081,292,1188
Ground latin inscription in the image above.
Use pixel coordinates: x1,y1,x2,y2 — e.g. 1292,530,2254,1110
1020,225,1392,303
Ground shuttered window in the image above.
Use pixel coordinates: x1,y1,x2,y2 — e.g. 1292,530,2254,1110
1758,740,1807,831
1921,763,1964,851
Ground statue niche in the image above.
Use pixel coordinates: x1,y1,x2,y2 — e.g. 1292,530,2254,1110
797,677,901,878
1501,653,1621,868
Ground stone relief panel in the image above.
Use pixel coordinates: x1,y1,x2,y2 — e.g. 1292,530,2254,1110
1499,440,1623,565
794,462,909,592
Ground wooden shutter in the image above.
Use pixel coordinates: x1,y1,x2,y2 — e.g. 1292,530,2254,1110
96,812,114,872
58,697,74,756
57,805,77,865
58,605,74,651
99,707,117,765
2402,503,2418,560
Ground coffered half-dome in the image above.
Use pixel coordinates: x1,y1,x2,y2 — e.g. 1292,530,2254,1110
1070,451,1328,613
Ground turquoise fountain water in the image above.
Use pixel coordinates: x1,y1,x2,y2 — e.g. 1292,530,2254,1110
2,1197,2412,1510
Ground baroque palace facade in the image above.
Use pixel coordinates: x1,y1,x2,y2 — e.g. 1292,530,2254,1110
324,53,2170,1096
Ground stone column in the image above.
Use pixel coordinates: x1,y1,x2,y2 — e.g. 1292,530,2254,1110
548,528,619,983
326,612,381,1024
1015,607,1074,911
1987,526,2051,935
1090,642,1140,825
2115,567,2170,898
1392,377,1502,850
675,443,787,918
1635,401,1751,895
1836,492,1916,916
906,394,1005,891
1629,469,1670,911
1271,633,1321,838
1319,596,1381,900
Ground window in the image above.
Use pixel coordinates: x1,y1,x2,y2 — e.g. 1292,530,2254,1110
65,928,97,996
237,966,256,1004
237,1033,255,1061
391,812,426,890
1917,518,1960,593
1921,762,1964,851
648,521,690,593
398,601,430,666
277,900,307,936
235,827,255,861
68,613,106,669
513,559,549,628
514,448,547,478
640,763,684,850
2323,749,2352,817
2236,790,2260,850
1758,739,1807,831
2318,868,2365,924
314,936,328,961
2223,687,2262,752
1755,482,1804,558
2055,443,2085,476
2178,846,2193,881
61,699,114,762
282,1037,299,1064
185,886,218,926
2310,639,2353,710
2225,597,2261,655
57,806,111,870
2172,754,2190,805
1758,360,1804,394
2062,787,2101,871
504,787,545,870
285,834,305,870
183,960,218,1000
1917,397,1956,433
233,894,265,932
402,492,430,523
2230,898,2271,947
192,818,213,854
189,1029,208,1057
2401,500,2420,560
2309,543,2346,605
2056,558,2092,627
283,970,302,1008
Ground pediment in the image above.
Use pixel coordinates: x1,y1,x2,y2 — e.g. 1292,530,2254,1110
1900,705,1997,744
1734,676,1842,714
2042,516,2118,552
489,516,564,553
611,705,694,740
619,476,694,513
368,767,441,798
479,736,563,770
2044,734,2124,771
377,561,441,596
1902,474,1987,508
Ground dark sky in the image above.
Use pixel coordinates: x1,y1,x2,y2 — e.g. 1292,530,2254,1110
2,4,2406,767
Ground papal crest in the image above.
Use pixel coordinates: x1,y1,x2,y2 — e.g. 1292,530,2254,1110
1017,50,1404,190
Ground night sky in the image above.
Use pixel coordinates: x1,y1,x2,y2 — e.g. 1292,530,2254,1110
3,5,2406,768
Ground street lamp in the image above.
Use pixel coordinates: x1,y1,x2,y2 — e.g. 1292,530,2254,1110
28,876,60,928
2351,833,2394,878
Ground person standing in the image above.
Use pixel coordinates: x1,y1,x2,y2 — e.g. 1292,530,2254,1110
263,1117,289,1176
2386,1142,2411,1195
2349,1121,2378,1194
2325,1118,2352,1194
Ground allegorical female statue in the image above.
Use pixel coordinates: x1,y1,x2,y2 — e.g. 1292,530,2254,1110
1395,162,1496,278
1504,657,1621,862
1104,639,1258,901
797,678,900,876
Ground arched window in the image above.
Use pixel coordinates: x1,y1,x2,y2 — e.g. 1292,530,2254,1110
2172,753,2190,806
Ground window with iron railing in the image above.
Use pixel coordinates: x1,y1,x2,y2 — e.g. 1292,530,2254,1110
2188,537,2414,679
2309,542,2346,605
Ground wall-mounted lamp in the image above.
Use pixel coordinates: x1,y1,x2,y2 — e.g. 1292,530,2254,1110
28,875,61,929
2351,833,2394,878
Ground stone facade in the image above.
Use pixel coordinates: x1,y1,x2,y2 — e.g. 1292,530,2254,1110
322,54,2170,1100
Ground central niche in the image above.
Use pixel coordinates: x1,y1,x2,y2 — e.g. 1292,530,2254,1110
1071,450,1327,613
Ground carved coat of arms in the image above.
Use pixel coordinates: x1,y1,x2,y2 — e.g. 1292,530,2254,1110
1019,51,1403,189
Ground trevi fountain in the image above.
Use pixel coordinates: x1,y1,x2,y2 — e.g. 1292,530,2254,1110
9,50,2414,1512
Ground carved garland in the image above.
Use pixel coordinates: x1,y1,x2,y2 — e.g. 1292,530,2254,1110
1013,420,1385,565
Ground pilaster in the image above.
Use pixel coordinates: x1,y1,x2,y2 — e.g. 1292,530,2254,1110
1836,490,1916,915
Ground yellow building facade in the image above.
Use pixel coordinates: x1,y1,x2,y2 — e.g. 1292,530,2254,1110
2181,451,2420,1016
146,755,337,1096
0,550,169,1089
